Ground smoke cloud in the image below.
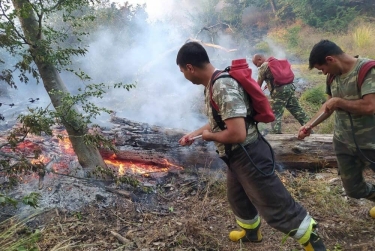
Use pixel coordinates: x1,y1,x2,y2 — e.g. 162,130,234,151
1,1,282,132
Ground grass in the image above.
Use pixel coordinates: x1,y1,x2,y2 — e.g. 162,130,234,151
0,213,42,251
268,19,375,61
353,25,373,49
1,166,375,250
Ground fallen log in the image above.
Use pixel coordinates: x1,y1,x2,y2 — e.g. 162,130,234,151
264,133,336,170
100,117,224,170
101,117,336,171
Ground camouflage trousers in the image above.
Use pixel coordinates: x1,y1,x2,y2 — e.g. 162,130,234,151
334,137,375,201
270,84,309,134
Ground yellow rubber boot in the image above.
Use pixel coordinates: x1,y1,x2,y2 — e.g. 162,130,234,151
229,224,262,242
369,206,375,218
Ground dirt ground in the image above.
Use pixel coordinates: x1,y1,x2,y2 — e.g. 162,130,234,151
3,164,374,251
2,117,375,251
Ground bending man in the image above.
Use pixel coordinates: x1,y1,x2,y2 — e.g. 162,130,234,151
299,39,375,214
253,54,309,134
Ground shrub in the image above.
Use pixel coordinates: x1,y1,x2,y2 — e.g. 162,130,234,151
286,25,301,48
254,41,271,54
300,84,326,108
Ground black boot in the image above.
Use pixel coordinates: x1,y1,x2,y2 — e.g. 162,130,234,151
303,229,326,251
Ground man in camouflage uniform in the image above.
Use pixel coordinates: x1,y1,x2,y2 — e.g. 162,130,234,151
252,54,309,134
176,41,326,250
299,39,375,214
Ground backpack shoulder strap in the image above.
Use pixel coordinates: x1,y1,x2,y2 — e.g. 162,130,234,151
326,74,336,96
209,70,228,111
209,70,230,131
358,60,375,88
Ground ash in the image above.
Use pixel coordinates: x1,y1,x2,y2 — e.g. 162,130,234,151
4,171,117,218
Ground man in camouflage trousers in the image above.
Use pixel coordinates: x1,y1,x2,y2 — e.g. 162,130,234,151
299,39,375,214
177,41,326,250
252,54,309,134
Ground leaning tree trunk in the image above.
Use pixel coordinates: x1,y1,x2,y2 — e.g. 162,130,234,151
12,0,106,170
269,0,277,15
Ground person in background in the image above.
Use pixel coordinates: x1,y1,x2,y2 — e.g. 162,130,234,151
252,54,309,134
177,41,326,251
299,39,375,216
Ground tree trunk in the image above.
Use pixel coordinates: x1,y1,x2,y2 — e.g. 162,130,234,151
269,0,277,14
12,0,106,170
102,117,336,171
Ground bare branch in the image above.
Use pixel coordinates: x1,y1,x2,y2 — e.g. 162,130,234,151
0,1,30,45
48,0,66,12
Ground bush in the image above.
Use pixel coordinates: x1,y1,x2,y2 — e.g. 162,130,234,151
254,41,271,54
300,84,326,108
286,25,301,48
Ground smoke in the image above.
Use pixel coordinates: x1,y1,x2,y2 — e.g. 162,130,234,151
264,37,286,59
70,1,253,131
1,1,256,132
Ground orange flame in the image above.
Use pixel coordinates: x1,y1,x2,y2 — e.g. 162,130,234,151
104,154,182,176
10,129,184,175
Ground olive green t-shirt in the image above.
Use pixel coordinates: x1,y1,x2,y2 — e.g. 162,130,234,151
327,58,375,149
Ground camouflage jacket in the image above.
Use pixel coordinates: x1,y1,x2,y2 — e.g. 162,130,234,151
205,73,258,157
327,58,375,149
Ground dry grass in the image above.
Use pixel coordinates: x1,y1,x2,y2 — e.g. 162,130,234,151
353,25,373,49
2,166,375,251
268,20,375,61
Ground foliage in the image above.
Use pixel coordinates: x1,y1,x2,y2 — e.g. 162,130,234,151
286,25,301,48
1,192,41,209
0,214,41,251
0,0,143,208
254,41,271,54
300,84,326,108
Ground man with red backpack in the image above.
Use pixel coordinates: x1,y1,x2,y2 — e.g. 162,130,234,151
298,39,375,217
176,41,326,250
252,54,309,134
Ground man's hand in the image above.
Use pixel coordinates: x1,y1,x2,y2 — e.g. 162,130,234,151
179,134,194,146
323,97,340,113
298,125,312,140
201,129,212,141
179,133,203,146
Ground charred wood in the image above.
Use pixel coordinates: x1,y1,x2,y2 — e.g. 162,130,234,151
102,117,336,171
101,117,224,169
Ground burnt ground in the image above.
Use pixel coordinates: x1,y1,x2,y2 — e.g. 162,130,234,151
1,116,375,251
2,159,375,251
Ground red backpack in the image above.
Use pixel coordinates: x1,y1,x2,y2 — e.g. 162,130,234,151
327,60,375,91
266,57,294,85
209,58,275,128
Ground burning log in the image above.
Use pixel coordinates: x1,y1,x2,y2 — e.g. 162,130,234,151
101,117,224,171
102,117,336,171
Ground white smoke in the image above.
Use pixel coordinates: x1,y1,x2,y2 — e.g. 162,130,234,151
1,0,256,131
